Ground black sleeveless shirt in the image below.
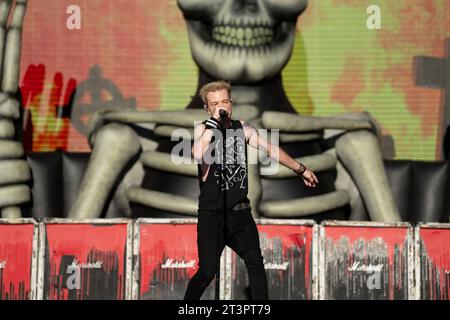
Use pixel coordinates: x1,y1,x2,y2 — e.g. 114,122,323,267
198,119,249,210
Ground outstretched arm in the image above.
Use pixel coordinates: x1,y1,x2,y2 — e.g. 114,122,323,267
241,121,318,188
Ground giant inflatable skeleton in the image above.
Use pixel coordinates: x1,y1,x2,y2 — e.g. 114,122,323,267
2,0,401,222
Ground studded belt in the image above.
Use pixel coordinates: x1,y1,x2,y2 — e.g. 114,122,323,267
232,201,251,211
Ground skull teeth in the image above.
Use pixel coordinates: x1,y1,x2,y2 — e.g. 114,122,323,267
212,26,273,47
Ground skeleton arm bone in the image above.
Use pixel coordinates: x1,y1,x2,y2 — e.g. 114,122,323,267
68,123,141,219
241,121,318,187
261,111,373,132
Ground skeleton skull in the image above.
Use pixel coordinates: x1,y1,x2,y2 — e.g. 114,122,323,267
177,0,307,83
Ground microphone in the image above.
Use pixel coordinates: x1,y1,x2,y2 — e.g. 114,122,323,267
219,109,229,119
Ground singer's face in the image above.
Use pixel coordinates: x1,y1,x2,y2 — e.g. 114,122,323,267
205,89,232,117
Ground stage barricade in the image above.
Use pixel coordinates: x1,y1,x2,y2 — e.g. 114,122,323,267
2,218,450,299
36,219,133,300
225,219,319,300
414,223,450,300
131,218,219,300
319,221,415,300
0,219,39,300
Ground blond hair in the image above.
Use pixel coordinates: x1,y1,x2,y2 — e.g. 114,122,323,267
199,80,231,105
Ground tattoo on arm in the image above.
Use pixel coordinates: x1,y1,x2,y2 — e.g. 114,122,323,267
242,121,272,157
242,122,257,141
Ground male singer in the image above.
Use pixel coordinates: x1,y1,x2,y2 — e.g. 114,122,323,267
184,80,318,300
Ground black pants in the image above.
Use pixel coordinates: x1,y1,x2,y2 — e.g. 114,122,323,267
184,207,268,300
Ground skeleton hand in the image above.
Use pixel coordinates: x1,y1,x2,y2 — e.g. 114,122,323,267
0,0,30,219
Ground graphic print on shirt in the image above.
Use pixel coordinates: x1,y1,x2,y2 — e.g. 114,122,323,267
213,135,247,191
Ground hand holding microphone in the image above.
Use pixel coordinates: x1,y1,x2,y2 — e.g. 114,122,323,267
219,109,229,119
212,107,229,121
205,107,229,130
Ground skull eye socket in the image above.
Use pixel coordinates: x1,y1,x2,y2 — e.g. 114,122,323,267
176,0,219,19
265,0,308,20
233,0,258,13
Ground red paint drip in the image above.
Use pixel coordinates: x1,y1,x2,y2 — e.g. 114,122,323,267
45,223,128,300
0,224,35,300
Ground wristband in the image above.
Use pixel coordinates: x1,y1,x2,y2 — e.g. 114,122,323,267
204,117,219,129
293,162,306,175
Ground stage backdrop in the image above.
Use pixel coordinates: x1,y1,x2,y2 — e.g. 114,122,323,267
20,0,450,160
